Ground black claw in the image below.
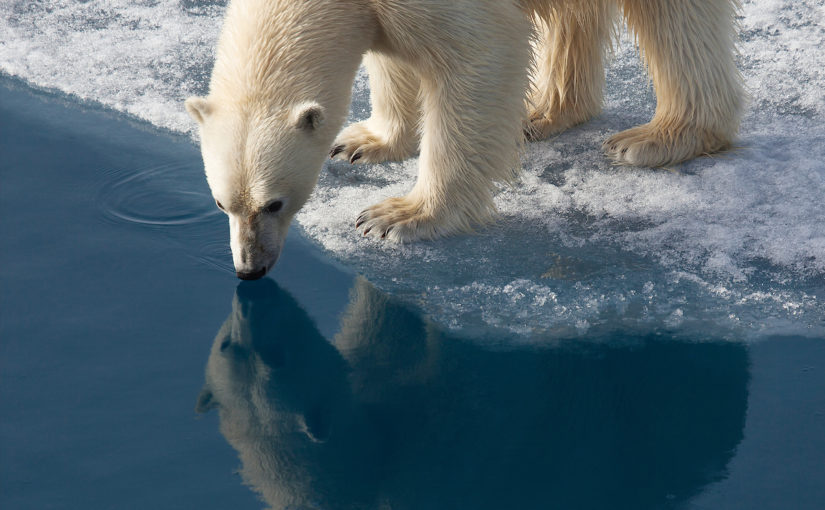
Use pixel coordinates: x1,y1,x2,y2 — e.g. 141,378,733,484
349,151,362,164
355,218,365,228
382,226,394,239
621,148,628,155
363,226,373,235
329,145,345,158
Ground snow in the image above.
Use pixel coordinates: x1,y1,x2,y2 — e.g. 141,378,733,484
2,0,823,340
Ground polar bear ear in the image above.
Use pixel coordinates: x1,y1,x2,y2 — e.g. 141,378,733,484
293,102,325,131
185,96,212,124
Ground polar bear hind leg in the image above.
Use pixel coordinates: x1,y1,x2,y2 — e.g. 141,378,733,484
331,52,421,164
526,1,615,141
604,0,744,166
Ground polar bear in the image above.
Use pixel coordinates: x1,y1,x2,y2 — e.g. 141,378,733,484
186,0,743,279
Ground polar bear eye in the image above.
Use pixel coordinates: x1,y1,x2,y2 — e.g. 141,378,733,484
264,200,283,214
215,199,226,212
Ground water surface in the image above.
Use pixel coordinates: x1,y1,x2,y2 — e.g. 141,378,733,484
1,78,824,510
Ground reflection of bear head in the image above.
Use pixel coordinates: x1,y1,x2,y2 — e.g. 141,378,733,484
199,278,750,510
198,279,352,438
197,280,371,508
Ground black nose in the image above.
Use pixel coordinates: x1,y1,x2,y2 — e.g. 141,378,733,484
236,267,267,280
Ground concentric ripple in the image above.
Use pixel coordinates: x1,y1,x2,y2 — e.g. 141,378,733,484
189,238,235,275
97,160,236,275
97,161,219,228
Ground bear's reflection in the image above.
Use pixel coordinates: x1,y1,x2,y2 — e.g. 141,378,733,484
198,278,749,510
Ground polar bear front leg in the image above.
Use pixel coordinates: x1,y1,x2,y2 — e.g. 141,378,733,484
356,59,527,242
604,0,744,167
331,52,421,164
354,148,498,242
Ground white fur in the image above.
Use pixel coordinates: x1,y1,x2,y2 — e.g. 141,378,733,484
187,0,744,277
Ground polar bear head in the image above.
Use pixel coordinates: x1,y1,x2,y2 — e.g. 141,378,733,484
185,97,329,279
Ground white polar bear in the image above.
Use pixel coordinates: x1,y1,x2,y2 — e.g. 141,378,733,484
186,0,743,280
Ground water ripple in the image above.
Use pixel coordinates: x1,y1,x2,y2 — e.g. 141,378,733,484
97,161,219,228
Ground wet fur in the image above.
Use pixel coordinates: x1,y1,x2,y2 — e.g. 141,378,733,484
336,0,744,240
189,0,744,255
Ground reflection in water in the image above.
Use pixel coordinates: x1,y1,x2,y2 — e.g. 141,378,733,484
198,278,750,510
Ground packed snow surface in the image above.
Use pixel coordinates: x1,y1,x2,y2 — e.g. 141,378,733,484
2,0,823,340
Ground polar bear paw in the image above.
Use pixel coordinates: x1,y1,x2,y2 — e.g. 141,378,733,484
603,123,731,167
355,196,457,243
524,112,583,141
330,122,415,164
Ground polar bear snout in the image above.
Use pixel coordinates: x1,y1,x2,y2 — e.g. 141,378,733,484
228,214,287,281
232,241,282,280
236,267,268,281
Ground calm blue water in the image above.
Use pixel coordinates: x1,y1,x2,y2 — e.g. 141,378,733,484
1,77,824,509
